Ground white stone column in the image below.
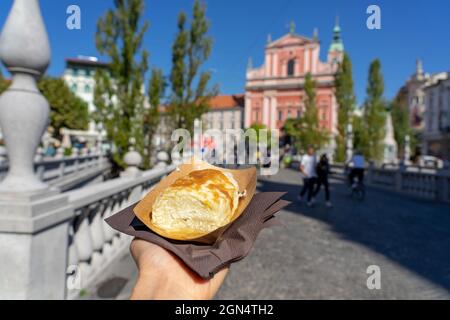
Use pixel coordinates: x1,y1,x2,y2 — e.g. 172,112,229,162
265,53,272,77
245,95,252,128
312,47,319,74
272,53,278,77
295,58,300,76
0,0,73,299
262,95,270,127
270,96,277,130
303,49,310,73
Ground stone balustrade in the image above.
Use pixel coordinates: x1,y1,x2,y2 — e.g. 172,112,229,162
0,154,106,183
330,163,450,203
65,164,174,299
0,0,174,299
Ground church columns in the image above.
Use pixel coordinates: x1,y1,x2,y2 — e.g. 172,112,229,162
312,47,319,74
304,49,310,73
263,96,270,126
272,53,278,77
245,95,252,128
265,53,272,77
270,96,277,130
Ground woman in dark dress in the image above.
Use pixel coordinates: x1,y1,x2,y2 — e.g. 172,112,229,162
314,154,332,207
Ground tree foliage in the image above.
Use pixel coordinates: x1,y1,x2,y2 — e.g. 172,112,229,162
168,0,217,135
2,72,88,139
390,92,417,159
94,0,149,168
38,77,89,138
284,73,328,152
143,68,165,168
362,59,386,162
249,123,273,147
334,53,356,162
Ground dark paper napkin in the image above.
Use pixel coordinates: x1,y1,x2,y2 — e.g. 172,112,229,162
105,192,289,279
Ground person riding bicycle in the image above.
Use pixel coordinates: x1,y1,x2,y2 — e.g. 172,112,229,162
346,151,366,188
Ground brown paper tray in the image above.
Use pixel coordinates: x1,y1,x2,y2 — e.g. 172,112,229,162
133,160,257,244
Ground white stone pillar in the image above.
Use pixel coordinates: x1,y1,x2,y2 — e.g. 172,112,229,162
0,0,50,192
303,49,310,74
262,96,270,127
272,53,278,77
295,58,300,76
270,96,277,130
245,95,252,128
0,0,73,299
312,47,319,74
265,53,272,77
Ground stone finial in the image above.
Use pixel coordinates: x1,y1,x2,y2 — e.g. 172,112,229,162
122,138,142,177
72,147,79,157
416,59,424,80
155,150,169,168
267,33,272,44
55,147,64,159
313,28,319,41
289,21,296,34
247,57,253,71
0,0,51,192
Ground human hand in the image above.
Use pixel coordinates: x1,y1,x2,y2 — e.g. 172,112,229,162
129,238,229,300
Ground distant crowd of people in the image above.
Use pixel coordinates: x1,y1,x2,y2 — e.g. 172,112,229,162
297,145,366,207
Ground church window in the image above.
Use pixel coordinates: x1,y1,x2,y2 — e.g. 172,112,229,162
84,84,91,93
278,110,283,121
71,83,78,93
287,59,295,76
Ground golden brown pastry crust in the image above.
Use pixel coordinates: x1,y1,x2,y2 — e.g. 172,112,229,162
151,169,239,238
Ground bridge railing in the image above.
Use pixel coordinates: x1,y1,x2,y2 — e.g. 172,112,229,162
65,164,175,299
330,163,450,203
0,154,107,183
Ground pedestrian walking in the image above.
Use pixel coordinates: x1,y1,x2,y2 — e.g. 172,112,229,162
298,145,317,207
313,154,332,207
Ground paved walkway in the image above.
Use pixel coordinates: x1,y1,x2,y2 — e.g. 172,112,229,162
83,168,450,299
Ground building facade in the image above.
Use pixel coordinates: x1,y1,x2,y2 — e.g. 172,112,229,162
244,22,344,142
401,59,448,133
154,94,245,153
423,73,450,160
62,56,109,132
202,94,244,131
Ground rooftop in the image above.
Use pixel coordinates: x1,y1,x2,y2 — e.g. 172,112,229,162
65,56,109,68
209,94,244,110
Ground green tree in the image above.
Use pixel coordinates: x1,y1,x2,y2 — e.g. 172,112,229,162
1,73,88,139
38,77,89,138
168,0,217,135
363,59,386,162
94,0,149,168
390,93,417,159
249,123,272,147
352,113,366,154
143,68,165,168
284,73,328,151
334,53,356,162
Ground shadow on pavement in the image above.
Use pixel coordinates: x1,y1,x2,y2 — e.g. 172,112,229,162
257,168,450,293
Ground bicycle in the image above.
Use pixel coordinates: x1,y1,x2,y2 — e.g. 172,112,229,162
345,167,365,201
350,179,365,201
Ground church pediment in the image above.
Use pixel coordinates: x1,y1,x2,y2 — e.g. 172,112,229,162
267,33,314,49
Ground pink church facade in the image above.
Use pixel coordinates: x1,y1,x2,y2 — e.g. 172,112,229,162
244,23,344,139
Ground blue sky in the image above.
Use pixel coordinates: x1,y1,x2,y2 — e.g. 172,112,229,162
1,0,449,105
